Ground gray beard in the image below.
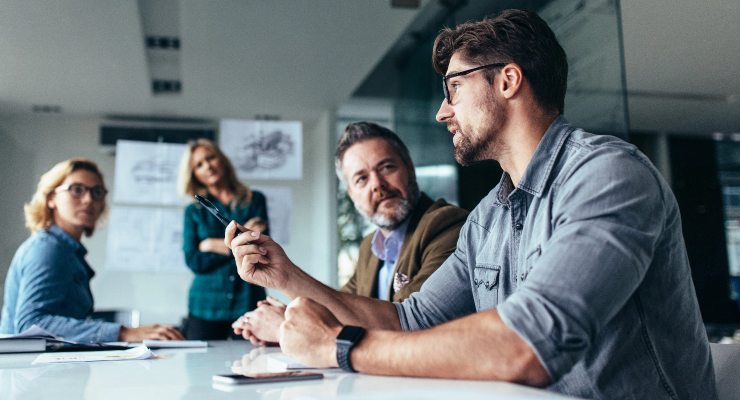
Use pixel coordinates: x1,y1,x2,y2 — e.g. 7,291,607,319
355,182,420,231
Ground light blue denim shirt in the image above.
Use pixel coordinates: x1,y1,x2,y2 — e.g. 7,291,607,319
0,224,120,342
395,116,717,399
371,217,411,300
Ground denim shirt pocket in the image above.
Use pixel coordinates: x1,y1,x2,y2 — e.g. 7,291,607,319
473,265,501,311
522,245,542,280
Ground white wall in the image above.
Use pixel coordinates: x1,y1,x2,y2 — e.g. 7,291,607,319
0,112,337,326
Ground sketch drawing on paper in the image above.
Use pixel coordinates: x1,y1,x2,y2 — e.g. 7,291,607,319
219,119,303,180
237,129,295,172
252,186,291,245
105,206,189,272
113,140,190,206
131,160,176,183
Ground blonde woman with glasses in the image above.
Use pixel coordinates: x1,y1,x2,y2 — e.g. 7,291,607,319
179,139,268,340
0,158,183,342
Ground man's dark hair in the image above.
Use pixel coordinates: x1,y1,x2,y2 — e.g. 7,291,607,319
335,122,413,186
433,9,568,114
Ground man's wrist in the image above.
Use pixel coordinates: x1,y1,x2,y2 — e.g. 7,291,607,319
335,326,366,373
281,264,311,296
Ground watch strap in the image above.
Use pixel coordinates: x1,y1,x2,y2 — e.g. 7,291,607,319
335,326,365,373
336,341,356,372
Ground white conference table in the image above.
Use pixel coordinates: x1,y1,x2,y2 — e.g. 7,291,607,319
0,341,576,400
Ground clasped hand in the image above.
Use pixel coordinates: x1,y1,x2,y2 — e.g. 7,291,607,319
225,222,345,367
232,296,286,345
280,297,343,368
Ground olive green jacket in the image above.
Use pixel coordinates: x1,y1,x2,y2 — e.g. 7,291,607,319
340,193,468,302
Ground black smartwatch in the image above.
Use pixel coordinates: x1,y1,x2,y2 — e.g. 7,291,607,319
335,325,366,373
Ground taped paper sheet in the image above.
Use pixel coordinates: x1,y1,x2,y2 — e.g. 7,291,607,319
219,120,302,180
113,140,189,206
252,186,291,245
105,206,189,272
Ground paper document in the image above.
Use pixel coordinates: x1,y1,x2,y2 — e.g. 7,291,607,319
0,325,57,339
143,340,207,348
32,344,155,364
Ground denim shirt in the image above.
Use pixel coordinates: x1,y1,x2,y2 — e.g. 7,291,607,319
371,217,411,300
395,116,716,400
0,225,120,342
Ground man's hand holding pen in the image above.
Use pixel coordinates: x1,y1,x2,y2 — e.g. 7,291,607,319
224,220,292,292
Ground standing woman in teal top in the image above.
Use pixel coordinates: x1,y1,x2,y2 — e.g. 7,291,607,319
178,139,268,340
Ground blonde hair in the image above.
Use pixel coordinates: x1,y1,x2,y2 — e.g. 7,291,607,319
24,158,108,236
177,139,252,207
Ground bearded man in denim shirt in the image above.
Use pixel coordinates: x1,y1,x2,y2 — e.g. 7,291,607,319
225,9,716,399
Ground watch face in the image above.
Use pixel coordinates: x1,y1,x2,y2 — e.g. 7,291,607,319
336,326,365,343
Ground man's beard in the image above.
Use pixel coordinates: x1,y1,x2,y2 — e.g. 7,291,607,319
451,91,507,166
355,180,420,231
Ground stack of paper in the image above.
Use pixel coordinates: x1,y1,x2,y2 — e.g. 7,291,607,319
0,325,58,354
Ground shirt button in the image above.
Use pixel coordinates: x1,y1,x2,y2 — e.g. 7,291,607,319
515,223,523,230
227,293,233,299
229,275,235,281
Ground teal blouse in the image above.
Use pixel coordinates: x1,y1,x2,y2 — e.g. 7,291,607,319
182,191,267,321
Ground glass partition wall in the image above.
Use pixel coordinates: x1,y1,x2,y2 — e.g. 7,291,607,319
336,0,629,286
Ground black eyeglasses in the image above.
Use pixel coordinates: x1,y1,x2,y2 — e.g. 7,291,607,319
55,183,108,201
442,63,507,104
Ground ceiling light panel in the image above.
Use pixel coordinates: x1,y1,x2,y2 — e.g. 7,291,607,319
138,0,182,95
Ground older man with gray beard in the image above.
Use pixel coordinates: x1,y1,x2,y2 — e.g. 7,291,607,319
232,122,468,344
232,122,468,345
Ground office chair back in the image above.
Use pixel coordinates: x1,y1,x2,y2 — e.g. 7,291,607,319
710,343,740,400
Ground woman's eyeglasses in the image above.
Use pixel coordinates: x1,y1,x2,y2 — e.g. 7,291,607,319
55,183,108,201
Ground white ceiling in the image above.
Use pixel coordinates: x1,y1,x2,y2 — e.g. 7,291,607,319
0,1,423,124
621,0,740,134
0,0,737,135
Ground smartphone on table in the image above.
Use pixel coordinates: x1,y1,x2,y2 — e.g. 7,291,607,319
212,371,324,385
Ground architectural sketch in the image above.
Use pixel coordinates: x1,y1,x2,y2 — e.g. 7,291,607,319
105,206,189,272
252,186,291,245
113,140,190,205
131,160,176,183
219,119,303,180
237,129,295,172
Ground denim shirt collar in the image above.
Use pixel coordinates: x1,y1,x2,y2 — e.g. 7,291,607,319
47,224,94,279
47,224,87,258
496,115,574,201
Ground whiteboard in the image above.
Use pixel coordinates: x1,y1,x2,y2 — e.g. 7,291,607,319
113,140,190,206
104,206,189,273
219,120,302,180
252,186,291,245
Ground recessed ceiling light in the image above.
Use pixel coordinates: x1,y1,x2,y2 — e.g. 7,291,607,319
32,105,61,113
391,0,420,8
